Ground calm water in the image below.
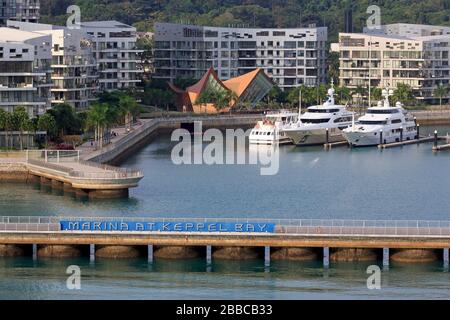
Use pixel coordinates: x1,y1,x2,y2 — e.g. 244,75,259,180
0,125,449,299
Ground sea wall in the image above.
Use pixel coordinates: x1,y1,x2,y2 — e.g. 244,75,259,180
0,163,29,182
84,116,261,165
412,110,450,125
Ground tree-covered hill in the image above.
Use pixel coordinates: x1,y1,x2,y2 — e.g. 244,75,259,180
41,0,450,41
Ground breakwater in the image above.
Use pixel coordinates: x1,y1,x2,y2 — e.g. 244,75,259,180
0,217,449,267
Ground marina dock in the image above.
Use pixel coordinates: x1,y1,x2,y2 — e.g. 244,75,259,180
377,136,439,149
0,217,449,267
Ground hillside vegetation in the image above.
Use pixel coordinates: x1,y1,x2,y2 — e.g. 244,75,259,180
41,0,450,41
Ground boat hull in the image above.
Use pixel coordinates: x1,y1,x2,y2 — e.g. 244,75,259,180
343,131,417,147
283,128,347,146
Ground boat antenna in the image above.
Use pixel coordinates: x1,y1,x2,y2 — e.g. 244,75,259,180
298,87,302,119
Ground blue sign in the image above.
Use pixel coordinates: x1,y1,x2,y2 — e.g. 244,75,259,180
60,220,275,233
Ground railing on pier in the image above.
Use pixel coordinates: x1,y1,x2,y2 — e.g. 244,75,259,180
0,150,143,180
1,216,450,237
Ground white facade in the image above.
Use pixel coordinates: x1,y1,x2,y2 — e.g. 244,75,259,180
154,22,328,90
8,20,100,110
0,27,52,116
81,21,143,91
339,23,450,101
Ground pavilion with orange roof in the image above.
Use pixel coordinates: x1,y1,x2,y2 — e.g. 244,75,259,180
168,68,274,113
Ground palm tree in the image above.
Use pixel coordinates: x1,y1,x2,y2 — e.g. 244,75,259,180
0,109,6,148
434,85,449,110
86,103,109,149
118,95,140,130
12,107,29,150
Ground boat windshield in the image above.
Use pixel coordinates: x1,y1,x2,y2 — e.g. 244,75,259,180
367,109,400,114
307,109,340,113
301,118,331,124
359,120,388,125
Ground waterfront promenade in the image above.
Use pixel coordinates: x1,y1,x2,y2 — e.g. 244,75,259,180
0,151,143,198
0,217,449,266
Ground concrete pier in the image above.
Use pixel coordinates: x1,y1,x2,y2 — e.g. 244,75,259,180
0,151,143,199
95,245,143,259
0,244,28,257
37,245,83,258
213,246,261,260
206,245,212,265
330,248,379,262
383,248,390,268
148,244,154,263
90,244,95,262
270,247,319,261
323,247,330,267
153,246,202,259
444,248,449,269
390,249,439,263
264,246,270,267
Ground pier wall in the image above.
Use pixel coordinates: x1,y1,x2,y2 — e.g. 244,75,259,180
412,110,450,125
84,116,260,165
0,230,448,265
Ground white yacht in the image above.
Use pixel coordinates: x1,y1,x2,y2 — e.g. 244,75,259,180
281,87,355,145
343,89,417,147
249,110,299,145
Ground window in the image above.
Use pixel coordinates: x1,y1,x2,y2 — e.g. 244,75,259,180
301,118,331,124
367,109,399,114
359,120,388,125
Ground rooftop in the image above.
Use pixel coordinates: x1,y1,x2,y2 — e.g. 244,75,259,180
0,27,48,42
81,21,133,29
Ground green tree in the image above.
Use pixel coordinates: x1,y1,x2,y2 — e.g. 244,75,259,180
196,86,235,111
37,113,57,146
11,107,30,150
371,88,383,103
335,86,352,105
86,102,109,149
392,83,415,106
118,95,140,130
434,85,449,109
48,103,79,137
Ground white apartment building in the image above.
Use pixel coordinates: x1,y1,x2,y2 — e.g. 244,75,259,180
154,22,328,90
8,20,99,110
0,0,39,26
0,27,52,116
81,21,143,91
338,23,450,102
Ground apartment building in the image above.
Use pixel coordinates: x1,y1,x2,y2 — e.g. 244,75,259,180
154,22,328,90
8,20,99,110
0,0,39,26
81,21,143,91
338,23,450,102
0,27,52,116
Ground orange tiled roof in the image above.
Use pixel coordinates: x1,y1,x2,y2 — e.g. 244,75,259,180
223,68,262,98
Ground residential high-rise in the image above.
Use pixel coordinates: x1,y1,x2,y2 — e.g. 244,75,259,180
337,23,450,102
0,27,52,116
154,22,328,90
0,0,40,26
8,20,99,111
81,21,143,91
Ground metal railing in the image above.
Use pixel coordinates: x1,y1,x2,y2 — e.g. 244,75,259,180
0,150,143,180
0,216,449,237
